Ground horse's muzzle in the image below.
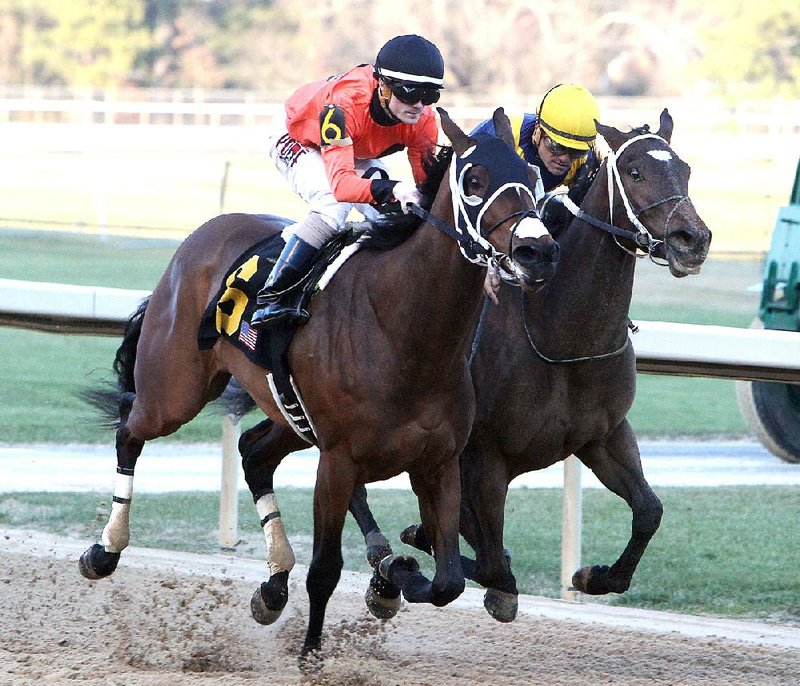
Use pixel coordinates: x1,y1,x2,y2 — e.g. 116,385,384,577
511,236,560,285
665,223,712,277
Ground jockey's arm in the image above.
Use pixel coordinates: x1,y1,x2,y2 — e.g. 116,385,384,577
322,144,396,204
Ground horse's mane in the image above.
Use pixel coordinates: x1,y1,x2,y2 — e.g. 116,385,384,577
358,145,454,253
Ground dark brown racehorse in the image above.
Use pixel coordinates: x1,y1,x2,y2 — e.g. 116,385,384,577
232,109,712,624
78,108,560,658
402,108,712,620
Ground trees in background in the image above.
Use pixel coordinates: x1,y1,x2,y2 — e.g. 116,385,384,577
0,0,798,99
690,0,800,97
3,0,150,87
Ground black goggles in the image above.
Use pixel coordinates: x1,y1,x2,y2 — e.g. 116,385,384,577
386,80,441,106
540,131,588,160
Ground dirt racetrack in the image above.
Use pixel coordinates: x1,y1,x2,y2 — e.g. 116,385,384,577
2,528,799,686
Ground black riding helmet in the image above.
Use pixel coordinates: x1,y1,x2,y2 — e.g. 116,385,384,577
374,35,444,106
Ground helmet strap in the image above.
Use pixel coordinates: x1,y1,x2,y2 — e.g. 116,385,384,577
376,79,401,123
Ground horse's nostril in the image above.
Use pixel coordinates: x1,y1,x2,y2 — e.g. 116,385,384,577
670,228,693,250
513,241,560,266
668,226,710,255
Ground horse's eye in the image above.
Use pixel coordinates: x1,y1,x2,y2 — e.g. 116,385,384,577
630,167,642,182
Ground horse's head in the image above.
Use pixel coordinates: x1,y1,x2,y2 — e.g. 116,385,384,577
438,107,560,287
595,109,712,277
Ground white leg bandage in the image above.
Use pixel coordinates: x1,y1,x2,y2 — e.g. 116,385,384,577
256,492,296,575
101,471,133,553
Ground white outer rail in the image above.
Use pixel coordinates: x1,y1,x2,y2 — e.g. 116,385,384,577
0,278,150,335
3,278,800,598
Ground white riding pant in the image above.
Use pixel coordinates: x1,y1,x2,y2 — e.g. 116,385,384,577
267,120,388,248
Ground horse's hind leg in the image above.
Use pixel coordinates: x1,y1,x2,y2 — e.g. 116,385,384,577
240,417,305,625
349,484,393,567
79,392,143,579
573,420,663,595
349,484,401,619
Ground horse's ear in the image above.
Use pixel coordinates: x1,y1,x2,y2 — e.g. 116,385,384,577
437,106,473,155
595,120,626,153
656,108,673,143
492,107,516,149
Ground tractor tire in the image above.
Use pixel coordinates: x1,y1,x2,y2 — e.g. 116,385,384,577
736,377,800,464
735,317,800,464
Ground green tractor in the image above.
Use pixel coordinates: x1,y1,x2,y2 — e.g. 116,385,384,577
736,158,800,463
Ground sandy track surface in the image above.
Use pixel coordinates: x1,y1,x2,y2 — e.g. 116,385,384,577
2,528,799,685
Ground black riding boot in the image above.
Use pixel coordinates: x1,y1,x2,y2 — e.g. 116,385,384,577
250,234,320,329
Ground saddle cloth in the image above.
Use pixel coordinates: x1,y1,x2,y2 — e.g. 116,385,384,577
198,228,364,444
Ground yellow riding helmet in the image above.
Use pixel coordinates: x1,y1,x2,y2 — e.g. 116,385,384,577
537,84,600,151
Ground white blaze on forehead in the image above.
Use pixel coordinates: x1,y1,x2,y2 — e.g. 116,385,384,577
515,216,549,239
648,150,672,162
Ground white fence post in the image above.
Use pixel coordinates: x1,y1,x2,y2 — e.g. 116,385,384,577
218,414,241,550
561,455,582,602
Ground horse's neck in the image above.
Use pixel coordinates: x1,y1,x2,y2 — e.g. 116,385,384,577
375,191,485,363
530,174,636,356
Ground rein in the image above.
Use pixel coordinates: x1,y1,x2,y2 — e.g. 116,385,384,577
408,202,482,250
409,202,539,285
559,195,650,248
521,290,631,364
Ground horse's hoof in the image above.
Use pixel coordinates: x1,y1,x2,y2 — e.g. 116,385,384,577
78,544,120,580
250,575,289,626
572,564,628,595
378,554,420,582
400,524,432,555
483,588,518,623
365,570,401,620
364,530,393,569
366,542,392,570
298,645,324,673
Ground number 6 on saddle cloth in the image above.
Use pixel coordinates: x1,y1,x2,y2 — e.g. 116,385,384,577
198,228,364,444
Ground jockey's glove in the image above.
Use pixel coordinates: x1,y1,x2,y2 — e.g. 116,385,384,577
392,181,422,214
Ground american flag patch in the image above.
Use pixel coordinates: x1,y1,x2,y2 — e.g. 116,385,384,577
239,320,258,351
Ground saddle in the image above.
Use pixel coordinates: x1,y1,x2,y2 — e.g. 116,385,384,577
198,226,366,443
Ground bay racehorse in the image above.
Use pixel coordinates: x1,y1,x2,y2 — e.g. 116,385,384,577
228,109,712,624
78,108,560,658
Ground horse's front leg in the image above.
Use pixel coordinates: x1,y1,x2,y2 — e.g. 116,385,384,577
458,441,518,622
400,442,518,621
301,452,354,661
381,457,465,607
79,392,142,579
348,484,400,619
573,419,663,595
240,417,306,625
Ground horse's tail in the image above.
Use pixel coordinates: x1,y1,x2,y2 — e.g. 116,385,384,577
82,297,150,428
113,297,150,393
218,378,258,420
